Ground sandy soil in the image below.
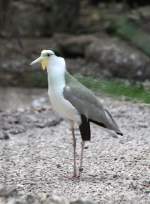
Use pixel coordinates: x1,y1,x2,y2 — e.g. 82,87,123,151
0,94,150,204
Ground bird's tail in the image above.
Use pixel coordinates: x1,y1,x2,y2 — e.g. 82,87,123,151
104,109,123,136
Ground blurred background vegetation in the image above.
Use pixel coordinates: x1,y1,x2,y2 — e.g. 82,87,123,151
0,0,150,103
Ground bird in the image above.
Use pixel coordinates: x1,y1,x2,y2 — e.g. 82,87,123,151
30,49,123,178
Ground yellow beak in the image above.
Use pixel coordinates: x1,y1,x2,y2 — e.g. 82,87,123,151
30,56,48,70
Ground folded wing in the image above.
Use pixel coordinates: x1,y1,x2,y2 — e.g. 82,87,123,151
64,72,123,135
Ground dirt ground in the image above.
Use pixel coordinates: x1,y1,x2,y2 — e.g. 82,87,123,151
0,90,150,204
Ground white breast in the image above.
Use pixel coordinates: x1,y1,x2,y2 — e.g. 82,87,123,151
47,55,80,124
48,88,80,122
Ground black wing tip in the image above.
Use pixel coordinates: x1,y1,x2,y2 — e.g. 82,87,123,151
117,131,123,136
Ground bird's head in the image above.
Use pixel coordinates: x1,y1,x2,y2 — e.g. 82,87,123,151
30,50,55,70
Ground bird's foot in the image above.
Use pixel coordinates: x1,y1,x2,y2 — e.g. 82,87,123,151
64,172,80,180
73,175,80,179
65,175,80,180
72,171,80,179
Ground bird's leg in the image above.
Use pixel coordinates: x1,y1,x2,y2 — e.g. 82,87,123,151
71,124,77,177
79,140,85,177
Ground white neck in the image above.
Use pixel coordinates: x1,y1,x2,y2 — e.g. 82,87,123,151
47,55,66,91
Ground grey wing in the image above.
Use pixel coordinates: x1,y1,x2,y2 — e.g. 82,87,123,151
63,76,122,134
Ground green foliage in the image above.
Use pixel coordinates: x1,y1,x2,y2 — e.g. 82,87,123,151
24,70,150,104
23,71,47,88
76,75,150,104
108,16,150,57
31,71,47,88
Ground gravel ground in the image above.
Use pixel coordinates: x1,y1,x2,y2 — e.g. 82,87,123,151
0,94,150,204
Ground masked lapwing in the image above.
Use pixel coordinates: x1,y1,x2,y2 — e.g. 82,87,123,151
30,50,123,178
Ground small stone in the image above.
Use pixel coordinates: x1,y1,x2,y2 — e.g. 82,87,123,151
113,174,118,178
0,132,10,140
56,164,61,168
0,186,17,198
25,194,36,204
3,132,10,140
79,167,83,172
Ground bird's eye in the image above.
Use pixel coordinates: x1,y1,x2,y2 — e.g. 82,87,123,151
47,53,50,57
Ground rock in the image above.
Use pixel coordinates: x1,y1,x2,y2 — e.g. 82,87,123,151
56,164,61,168
71,200,94,204
0,38,57,87
0,109,61,136
55,34,97,57
9,126,25,135
0,38,57,71
0,186,17,198
0,0,80,37
85,37,150,81
133,6,150,33
0,187,95,204
1,1,47,37
0,131,10,140
48,194,69,204
0,34,150,85
31,97,48,110
107,15,150,58
35,118,62,128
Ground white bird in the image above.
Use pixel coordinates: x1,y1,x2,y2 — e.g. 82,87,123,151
30,50,123,178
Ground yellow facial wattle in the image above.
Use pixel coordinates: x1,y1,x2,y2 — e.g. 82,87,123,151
41,59,48,70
